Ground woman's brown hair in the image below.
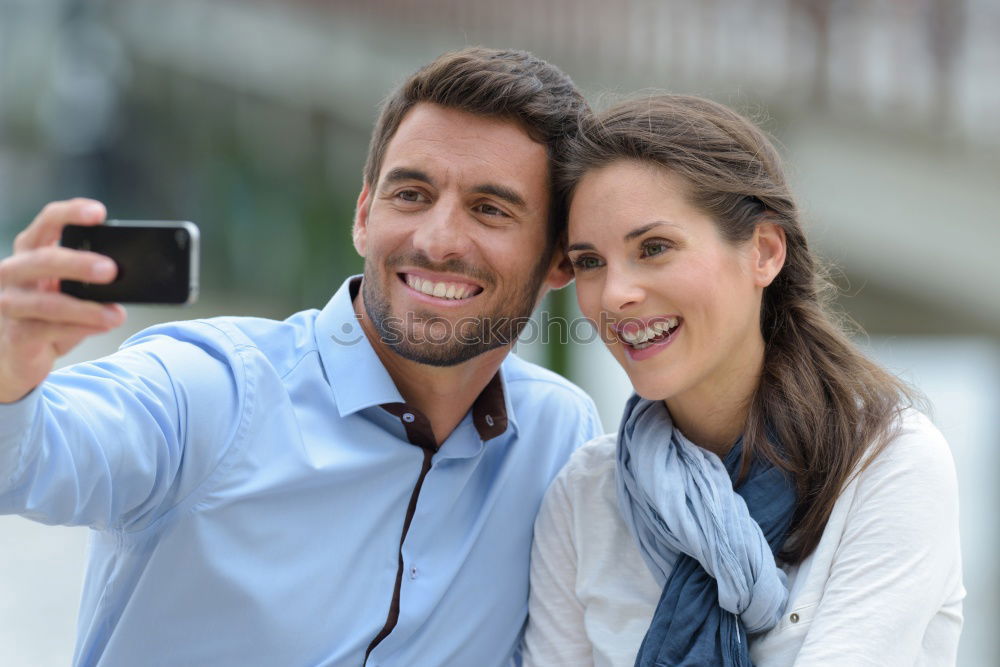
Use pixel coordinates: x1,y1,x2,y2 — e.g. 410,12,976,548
559,95,920,563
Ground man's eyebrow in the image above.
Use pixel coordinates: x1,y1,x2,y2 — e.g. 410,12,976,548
381,168,435,188
473,183,527,209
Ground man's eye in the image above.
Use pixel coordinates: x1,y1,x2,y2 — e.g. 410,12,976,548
476,203,507,217
395,190,425,203
571,255,603,271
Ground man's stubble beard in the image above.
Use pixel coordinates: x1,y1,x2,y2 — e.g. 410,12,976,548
361,251,552,368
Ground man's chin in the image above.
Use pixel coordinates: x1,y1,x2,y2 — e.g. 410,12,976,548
386,340,499,368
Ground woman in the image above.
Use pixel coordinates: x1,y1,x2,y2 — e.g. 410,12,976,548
522,96,964,666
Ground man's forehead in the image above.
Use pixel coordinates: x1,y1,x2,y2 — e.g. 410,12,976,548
378,103,548,186
392,102,538,144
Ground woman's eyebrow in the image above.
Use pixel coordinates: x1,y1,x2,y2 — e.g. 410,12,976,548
624,220,676,241
569,220,680,252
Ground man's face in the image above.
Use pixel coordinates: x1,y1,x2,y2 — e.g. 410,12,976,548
353,102,566,366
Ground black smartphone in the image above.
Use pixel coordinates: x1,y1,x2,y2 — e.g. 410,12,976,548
60,221,200,304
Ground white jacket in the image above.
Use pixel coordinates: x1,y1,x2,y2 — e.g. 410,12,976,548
523,409,964,666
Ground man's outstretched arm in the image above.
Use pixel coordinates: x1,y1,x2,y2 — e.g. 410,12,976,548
0,199,245,531
0,198,125,404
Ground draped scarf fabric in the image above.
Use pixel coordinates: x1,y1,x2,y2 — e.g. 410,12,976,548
615,395,797,667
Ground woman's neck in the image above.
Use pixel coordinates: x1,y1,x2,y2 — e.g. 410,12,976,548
665,335,765,459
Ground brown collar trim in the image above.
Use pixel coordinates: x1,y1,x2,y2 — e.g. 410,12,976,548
379,370,508,447
471,371,507,441
380,403,437,450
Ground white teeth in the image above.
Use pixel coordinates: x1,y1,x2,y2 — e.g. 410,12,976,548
405,275,475,300
620,319,679,346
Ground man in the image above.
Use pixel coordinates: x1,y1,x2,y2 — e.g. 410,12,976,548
0,48,600,666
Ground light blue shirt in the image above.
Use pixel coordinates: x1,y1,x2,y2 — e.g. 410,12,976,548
0,277,601,667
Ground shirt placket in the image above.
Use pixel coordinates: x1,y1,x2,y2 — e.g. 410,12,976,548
364,403,437,662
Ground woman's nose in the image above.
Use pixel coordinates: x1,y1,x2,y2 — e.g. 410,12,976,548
601,263,645,313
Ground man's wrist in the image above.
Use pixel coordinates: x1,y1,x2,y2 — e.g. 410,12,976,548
0,384,40,439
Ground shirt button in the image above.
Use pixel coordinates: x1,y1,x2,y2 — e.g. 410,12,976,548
485,414,495,427
409,565,418,580
402,412,415,423
789,613,800,623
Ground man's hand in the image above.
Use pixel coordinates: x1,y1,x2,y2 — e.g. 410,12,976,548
0,198,126,403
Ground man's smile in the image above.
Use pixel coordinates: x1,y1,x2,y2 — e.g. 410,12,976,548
399,270,484,303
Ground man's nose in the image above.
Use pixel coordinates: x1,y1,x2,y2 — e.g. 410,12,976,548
602,263,645,314
411,199,471,262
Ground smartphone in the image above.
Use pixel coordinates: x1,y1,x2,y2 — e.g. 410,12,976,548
60,220,200,304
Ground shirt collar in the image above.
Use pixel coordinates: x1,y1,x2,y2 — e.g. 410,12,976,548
315,276,404,416
314,276,516,441
469,370,511,441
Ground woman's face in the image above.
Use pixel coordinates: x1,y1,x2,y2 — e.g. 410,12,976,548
568,160,778,410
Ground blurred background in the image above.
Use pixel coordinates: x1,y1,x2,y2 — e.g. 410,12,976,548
1,0,997,664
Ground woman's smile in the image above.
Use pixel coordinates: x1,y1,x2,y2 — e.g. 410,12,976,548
614,316,683,360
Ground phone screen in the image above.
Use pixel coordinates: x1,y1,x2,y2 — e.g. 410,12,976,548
60,222,199,304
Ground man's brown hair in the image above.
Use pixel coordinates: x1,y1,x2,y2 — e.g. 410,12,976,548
363,47,588,242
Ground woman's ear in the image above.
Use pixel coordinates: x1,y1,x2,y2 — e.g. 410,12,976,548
751,221,786,287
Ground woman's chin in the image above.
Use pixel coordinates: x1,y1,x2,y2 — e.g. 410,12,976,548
624,375,673,402
607,351,670,401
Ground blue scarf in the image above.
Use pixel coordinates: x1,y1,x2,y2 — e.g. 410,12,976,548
616,395,797,667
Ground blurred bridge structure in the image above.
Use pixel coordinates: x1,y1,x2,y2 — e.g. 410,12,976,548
2,0,999,334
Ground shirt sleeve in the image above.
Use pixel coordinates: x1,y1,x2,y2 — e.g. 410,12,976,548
522,468,595,667
0,321,249,532
792,415,963,666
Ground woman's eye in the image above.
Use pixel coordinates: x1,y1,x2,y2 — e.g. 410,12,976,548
641,240,671,258
571,255,603,271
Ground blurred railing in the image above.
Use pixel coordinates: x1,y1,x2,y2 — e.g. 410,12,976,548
317,0,997,145
2,0,998,319
4,0,997,154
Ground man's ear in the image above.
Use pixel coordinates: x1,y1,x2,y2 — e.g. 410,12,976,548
751,221,786,288
352,181,372,257
544,235,575,290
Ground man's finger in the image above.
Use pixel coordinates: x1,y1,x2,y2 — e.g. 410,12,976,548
0,288,125,329
0,318,109,382
0,246,117,288
50,323,113,357
14,198,106,252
